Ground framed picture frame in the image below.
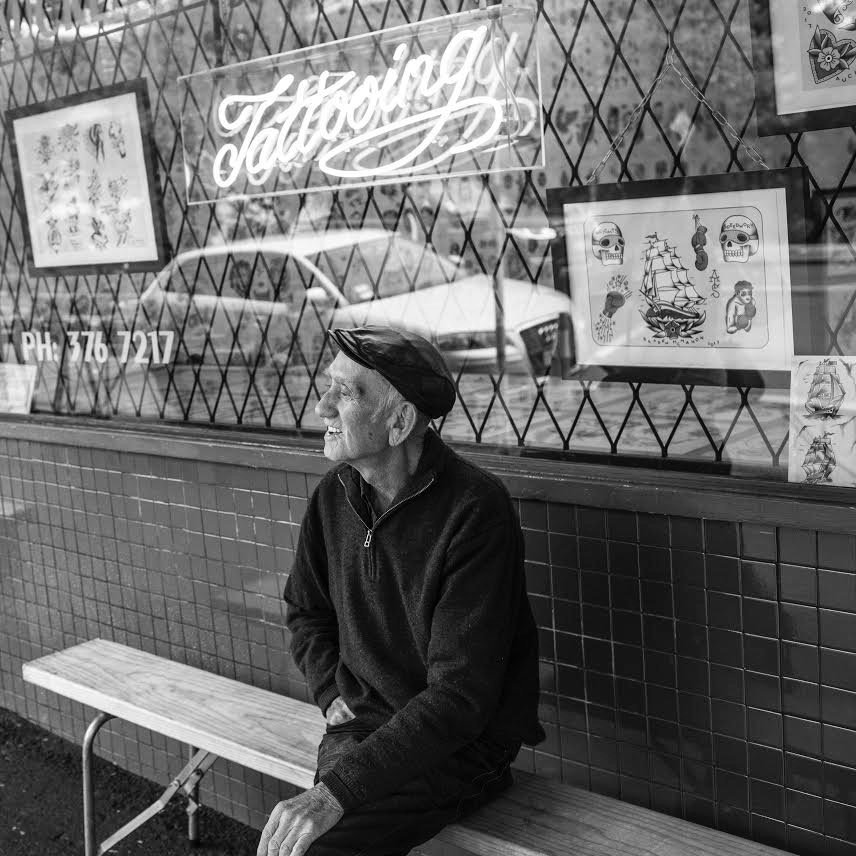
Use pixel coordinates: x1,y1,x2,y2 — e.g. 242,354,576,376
5,79,170,277
750,1,856,136
547,168,814,387
788,356,856,487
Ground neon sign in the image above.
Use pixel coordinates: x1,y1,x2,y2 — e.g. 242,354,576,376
179,6,543,202
820,1,856,30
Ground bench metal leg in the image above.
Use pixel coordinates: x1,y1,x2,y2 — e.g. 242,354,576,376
81,713,216,856
82,711,115,856
186,744,199,843
97,747,218,855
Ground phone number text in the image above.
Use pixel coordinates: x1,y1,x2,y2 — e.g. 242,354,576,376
21,331,174,365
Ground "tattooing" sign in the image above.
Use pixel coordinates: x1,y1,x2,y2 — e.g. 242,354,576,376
178,6,543,203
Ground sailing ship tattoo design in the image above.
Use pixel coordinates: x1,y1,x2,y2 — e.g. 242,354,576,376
802,432,837,484
805,359,846,418
639,234,706,340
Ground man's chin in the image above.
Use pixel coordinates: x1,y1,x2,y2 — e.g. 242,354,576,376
322,435,343,461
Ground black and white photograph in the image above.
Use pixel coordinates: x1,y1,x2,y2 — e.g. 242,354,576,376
0,2,855,856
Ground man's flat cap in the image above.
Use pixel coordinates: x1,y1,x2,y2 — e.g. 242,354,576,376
329,326,456,419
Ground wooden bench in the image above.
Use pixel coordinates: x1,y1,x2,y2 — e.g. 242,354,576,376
23,639,792,856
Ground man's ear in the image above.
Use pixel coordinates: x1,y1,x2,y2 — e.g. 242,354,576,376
388,401,417,447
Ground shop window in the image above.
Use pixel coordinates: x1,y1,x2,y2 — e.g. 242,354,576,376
1,0,855,486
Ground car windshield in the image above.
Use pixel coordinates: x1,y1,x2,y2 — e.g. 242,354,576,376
310,234,461,304
161,252,284,301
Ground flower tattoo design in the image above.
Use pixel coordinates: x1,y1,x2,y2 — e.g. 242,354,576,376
808,27,856,83
36,134,53,166
87,169,102,209
57,123,80,153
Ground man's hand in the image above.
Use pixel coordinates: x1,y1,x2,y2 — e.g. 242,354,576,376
256,783,344,856
325,696,355,726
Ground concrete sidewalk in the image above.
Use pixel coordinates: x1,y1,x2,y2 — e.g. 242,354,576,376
0,706,260,855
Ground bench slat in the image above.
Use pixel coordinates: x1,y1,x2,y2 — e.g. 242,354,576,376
22,638,325,789
442,771,791,856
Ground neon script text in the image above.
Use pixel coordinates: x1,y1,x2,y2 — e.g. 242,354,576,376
211,24,536,189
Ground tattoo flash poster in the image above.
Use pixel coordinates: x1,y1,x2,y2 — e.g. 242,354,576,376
788,356,856,487
11,90,159,269
562,186,794,372
769,2,856,116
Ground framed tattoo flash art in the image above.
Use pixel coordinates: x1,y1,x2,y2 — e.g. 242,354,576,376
6,79,169,277
548,168,811,386
750,1,856,135
789,356,856,487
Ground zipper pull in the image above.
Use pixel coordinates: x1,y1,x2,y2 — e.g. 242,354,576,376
364,529,372,548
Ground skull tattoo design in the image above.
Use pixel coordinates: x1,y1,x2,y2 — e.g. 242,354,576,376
591,222,625,266
719,215,759,264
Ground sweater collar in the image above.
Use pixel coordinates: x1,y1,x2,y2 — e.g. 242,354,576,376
339,429,447,517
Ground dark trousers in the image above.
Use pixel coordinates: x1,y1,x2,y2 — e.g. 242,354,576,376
308,730,519,856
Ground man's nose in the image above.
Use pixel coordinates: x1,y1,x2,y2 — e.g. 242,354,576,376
316,390,336,419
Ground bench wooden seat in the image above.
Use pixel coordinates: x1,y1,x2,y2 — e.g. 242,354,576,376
23,637,324,789
24,639,791,856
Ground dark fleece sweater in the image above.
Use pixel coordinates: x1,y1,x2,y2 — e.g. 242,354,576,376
283,430,545,812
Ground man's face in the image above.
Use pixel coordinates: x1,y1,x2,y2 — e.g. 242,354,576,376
737,287,753,304
315,353,393,466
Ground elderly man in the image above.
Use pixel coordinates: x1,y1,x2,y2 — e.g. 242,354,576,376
258,326,544,856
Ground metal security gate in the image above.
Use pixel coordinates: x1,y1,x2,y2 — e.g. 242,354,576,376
1,0,854,474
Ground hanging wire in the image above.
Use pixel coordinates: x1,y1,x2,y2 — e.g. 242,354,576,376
489,5,523,139
585,31,768,185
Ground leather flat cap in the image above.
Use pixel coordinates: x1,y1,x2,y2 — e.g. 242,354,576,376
329,326,456,419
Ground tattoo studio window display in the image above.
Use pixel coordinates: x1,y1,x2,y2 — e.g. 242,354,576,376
548,169,812,386
5,79,169,276
750,0,856,134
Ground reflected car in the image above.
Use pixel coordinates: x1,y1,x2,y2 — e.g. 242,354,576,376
128,229,574,377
